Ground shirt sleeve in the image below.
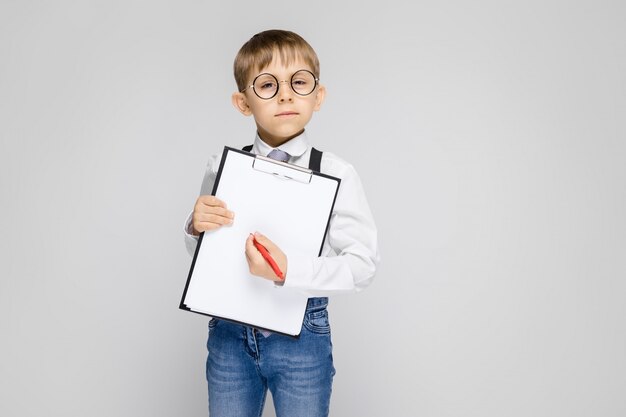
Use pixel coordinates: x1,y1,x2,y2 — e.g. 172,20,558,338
282,161,380,296
183,154,221,257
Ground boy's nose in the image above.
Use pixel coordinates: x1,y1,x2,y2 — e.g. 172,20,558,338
277,80,294,102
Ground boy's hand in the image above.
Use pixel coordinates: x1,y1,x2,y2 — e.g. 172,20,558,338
245,232,287,282
191,195,234,235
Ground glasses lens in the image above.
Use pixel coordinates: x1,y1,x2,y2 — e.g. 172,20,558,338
253,74,278,99
291,70,317,96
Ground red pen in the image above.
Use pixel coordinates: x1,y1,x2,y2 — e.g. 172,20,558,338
252,236,285,280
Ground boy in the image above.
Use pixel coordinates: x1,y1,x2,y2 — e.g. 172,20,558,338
183,29,379,417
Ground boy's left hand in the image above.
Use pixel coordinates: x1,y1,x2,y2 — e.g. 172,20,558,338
245,232,287,282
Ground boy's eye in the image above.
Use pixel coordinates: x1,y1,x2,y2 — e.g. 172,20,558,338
259,82,276,90
254,75,278,92
292,79,308,86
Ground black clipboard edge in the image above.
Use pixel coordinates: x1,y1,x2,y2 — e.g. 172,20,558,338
318,177,341,256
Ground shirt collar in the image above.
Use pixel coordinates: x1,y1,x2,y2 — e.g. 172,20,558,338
254,131,309,158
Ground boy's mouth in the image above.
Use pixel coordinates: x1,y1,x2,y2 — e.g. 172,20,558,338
275,111,299,117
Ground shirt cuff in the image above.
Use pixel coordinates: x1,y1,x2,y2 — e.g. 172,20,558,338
280,252,313,290
184,211,197,237
183,212,199,256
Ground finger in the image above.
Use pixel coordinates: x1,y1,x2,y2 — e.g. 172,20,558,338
193,221,223,233
205,213,234,225
252,231,268,244
195,212,233,226
253,232,276,251
193,211,235,232
197,195,228,209
197,204,234,221
194,208,234,227
245,234,262,261
206,206,235,219
245,235,267,272
194,195,227,212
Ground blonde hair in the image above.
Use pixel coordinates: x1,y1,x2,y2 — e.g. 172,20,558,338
234,29,320,92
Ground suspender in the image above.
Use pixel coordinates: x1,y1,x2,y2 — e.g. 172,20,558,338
309,148,322,173
242,145,323,172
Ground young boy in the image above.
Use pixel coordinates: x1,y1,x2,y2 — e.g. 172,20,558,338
183,29,379,417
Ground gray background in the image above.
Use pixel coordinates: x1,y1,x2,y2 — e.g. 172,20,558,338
1,1,624,416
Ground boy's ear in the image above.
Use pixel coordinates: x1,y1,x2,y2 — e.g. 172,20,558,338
232,92,252,116
314,85,326,111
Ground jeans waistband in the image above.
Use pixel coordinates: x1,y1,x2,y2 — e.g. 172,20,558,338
306,297,328,310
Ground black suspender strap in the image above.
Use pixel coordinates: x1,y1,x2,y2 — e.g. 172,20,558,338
309,147,322,172
241,145,323,172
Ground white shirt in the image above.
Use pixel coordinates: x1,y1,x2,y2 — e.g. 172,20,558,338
184,131,379,296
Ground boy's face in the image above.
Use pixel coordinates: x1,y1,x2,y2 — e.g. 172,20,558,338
232,56,325,148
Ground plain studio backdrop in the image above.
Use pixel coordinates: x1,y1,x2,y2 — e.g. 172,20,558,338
1,1,624,416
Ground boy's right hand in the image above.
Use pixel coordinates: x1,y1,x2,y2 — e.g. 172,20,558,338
191,195,234,236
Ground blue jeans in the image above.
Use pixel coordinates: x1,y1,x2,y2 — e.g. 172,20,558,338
206,297,335,417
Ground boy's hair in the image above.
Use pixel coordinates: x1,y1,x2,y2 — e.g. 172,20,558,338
234,29,320,93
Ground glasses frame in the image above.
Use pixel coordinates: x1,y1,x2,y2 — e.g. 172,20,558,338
241,69,319,100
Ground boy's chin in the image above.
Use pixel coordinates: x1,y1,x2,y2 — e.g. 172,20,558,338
260,128,305,144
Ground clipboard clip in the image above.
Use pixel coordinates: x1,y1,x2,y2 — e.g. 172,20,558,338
252,155,313,184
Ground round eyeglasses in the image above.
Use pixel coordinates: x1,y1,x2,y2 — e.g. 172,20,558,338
241,69,319,100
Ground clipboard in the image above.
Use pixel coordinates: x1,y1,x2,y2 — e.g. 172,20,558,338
180,146,341,337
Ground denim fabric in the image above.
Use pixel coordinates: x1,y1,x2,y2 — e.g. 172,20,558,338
206,297,335,417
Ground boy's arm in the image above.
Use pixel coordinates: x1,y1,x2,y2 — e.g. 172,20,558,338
281,161,379,295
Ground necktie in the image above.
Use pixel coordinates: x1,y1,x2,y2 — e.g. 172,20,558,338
267,148,290,162
255,148,290,338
